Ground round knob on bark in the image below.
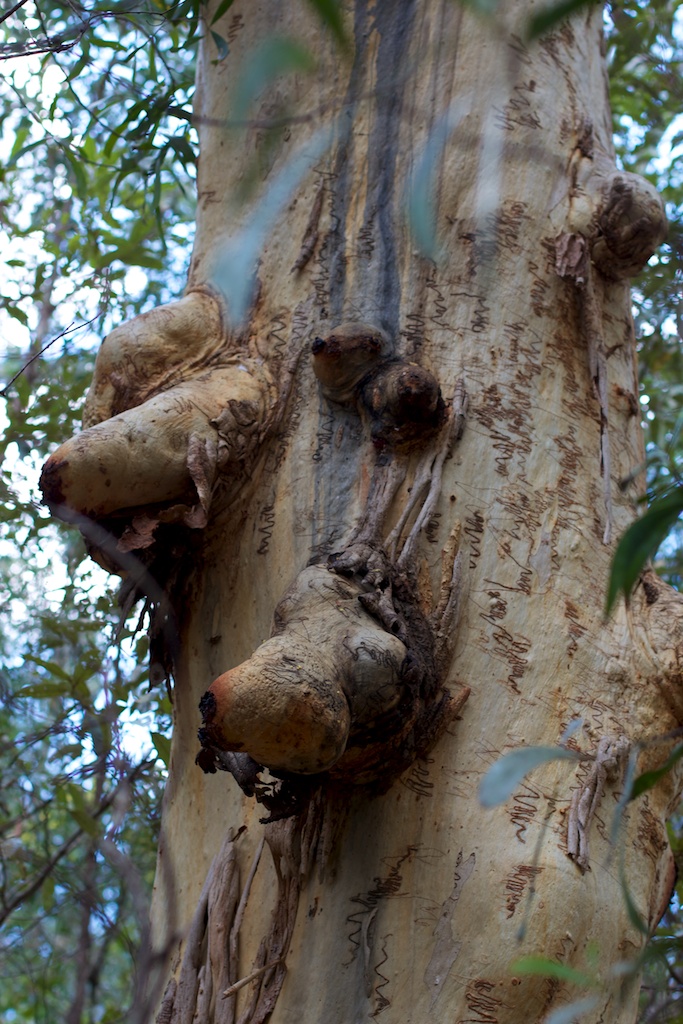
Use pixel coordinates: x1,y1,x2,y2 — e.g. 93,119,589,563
311,322,391,403
591,173,668,280
199,637,352,774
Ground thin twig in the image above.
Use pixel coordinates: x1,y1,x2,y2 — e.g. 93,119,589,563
0,315,100,397
229,836,264,968
222,960,284,1000
0,0,31,27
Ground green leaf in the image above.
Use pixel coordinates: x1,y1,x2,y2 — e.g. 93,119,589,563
407,101,469,259
210,127,331,323
232,37,316,123
16,680,70,699
511,955,596,988
605,487,683,615
304,0,348,49
42,874,56,913
151,731,171,767
210,30,229,61
23,656,73,683
619,861,650,936
630,742,683,800
68,805,100,837
63,148,89,203
479,746,581,808
526,0,596,40
4,303,29,326
210,0,235,25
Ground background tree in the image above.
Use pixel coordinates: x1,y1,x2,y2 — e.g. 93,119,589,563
3,0,683,1019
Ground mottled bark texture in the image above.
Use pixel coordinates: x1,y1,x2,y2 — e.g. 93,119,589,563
41,1,683,1022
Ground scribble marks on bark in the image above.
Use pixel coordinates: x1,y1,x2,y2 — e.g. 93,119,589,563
504,863,544,919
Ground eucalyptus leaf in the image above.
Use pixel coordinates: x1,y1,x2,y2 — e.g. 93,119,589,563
16,680,71,699
232,36,316,123
210,30,229,62
211,0,236,25
305,0,348,49
526,0,596,40
23,655,73,683
406,99,471,260
151,731,171,767
479,745,581,808
619,861,650,937
630,742,683,800
209,128,331,324
605,487,683,615
511,955,596,988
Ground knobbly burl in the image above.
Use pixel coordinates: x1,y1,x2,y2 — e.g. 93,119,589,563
196,322,469,820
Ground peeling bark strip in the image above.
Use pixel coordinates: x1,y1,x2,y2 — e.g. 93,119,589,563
567,735,629,872
40,0,683,1021
156,803,326,1024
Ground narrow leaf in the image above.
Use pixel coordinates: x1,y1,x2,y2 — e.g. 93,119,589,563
619,864,650,936
232,37,316,123
458,0,501,15
210,30,229,61
511,955,595,988
527,0,595,40
17,680,70,699
68,806,100,837
479,746,580,808
152,731,171,767
305,0,348,49
605,487,683,615
630,743,683,800
209,127,331,324
23,655,73,683
406,99,470,260
210,0,235,25
64,148,89,203
560,718,583,742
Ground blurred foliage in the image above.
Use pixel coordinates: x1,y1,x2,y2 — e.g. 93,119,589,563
608,0,683,597
0,0,682,1021
0,2,197,1021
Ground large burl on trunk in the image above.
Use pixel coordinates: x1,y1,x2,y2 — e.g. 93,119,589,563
41,1,683,1022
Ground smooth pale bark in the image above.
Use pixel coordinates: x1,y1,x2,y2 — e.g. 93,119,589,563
42,2,683,1022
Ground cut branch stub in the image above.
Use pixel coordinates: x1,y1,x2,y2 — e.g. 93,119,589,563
39,288,281,564
311,321,391,403
197,555,469,806
83,289,227,427
41,363,270,524
198,565,406,775
312,320,446,448
591,173,668,281
567,139,667,281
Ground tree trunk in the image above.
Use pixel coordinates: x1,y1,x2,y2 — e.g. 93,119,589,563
41,2,683,1022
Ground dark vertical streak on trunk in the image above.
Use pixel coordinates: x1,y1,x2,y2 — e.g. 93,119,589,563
326,3,370,322
326,0,419,332
365,0,417,337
